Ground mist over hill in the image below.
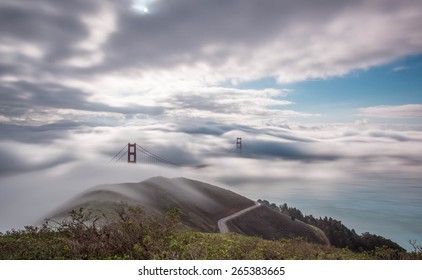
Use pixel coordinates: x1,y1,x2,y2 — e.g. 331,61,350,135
49,176,327,245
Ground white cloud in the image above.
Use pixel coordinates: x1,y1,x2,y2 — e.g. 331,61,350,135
358,104,422,119
393,66,410,72
1,0,422,126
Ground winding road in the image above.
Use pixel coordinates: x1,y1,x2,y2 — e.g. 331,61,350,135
218,202,261,233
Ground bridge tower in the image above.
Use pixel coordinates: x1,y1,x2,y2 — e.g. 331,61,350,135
127,143,137,163
236,137,242,152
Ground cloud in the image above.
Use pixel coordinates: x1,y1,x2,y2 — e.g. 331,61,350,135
0,74,311,126
2,120,421,177
0,80,165,125
358,104,422,119
1,0,422,127
0,141,75,175
0,122,85,144
0,0,112,68
97,0,422,83
163,87,317,124
392,66,410,72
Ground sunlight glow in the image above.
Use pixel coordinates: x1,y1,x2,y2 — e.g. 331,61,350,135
131,0,153,14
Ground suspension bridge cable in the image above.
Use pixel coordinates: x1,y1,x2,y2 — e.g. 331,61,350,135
224,140,237,153
225,145,235,153
137,147,163,164
108,145,128,163
136,146,177,166
116,151,128,162
136,146,179,166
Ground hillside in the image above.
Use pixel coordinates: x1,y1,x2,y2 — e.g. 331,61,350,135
0,205,370,260
2,204,420,260
49,176,327,244
2,176,421,260
227,206,329,245
52,176,254,232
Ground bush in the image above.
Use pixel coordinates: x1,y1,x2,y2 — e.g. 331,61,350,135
0,205,182,260
47,206,182,259
0,224,70,259
1,204,420,260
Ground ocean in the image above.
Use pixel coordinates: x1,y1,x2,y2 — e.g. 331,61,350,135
230,177,422,252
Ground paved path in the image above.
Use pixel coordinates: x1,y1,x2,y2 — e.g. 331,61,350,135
217,202,260,233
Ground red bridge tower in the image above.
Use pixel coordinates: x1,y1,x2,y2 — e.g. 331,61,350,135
127,143,137,163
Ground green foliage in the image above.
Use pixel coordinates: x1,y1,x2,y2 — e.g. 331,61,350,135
172,233,367,260
258,200,407,254
0,206,181,260
0,225,70,259
1,204,421,260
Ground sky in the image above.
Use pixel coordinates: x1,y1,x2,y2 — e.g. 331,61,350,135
0,0,422,247
1,0,422,128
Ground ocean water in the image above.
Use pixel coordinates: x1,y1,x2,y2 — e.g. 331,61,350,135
230,177,422,251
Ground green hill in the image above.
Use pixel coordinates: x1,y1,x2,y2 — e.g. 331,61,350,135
1,177,421,260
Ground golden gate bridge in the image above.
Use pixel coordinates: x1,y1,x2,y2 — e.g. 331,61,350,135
108,138,242,166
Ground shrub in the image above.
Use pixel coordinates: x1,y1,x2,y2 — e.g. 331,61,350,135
1,205,420,260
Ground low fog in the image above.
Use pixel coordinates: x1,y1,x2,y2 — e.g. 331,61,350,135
1,122,421,239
